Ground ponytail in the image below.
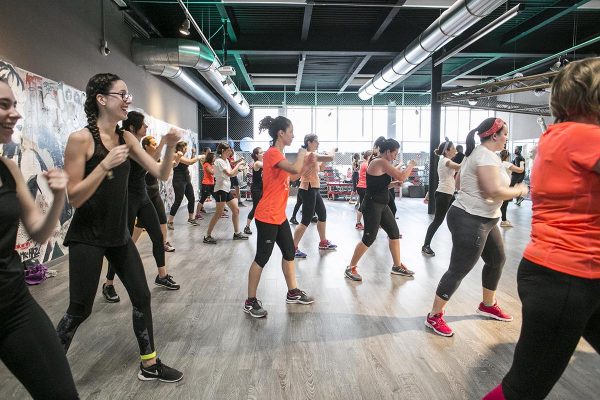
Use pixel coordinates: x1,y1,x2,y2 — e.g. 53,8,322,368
434,137,453,156
258,115,291,145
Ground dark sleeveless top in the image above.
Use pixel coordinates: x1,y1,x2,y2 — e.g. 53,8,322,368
64,131,130,247
0,159,24,310
129,159,150,202
173,162,190,182
251,166,263,192
145,169,158,188
365,173,391,204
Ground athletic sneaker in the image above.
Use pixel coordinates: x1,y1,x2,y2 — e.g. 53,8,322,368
243,297,268,318
311,216,318,223
167,222,174,230
318,240,337,250
476,302,513,322
243,226,253,235
500,220,513,227
425,312,454,337
102,283,120,303
233,232,249,240
138,359,184,383
187,218,199,226
355,222,364,230
421,245,435,256
289,217,299,225
203,235,217,244
194,213,204,220
295,249,307,259
286,288,314,304
391,264,415,277
164,242,175,252
344,266,362,281
155,275,180,290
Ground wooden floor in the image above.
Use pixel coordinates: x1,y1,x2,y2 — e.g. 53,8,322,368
1,197,598,399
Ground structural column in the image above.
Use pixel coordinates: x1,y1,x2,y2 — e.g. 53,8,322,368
428,60,442,214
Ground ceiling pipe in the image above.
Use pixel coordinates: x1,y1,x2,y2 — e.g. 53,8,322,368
358,0,507,100
144,65,227,116
131,38,251,116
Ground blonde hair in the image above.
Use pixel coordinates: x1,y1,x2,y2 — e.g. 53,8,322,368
550,57,600,122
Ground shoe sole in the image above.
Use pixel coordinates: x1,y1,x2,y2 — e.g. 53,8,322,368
203,241,217,244
344,271,362,281
391,270,414,277
233,237,249,240
243,307,267,318
424,321,454,337
137,372,184,383
319,247,337,250
104,297,120,303
286,298,314,305
164,249,175,252
476,309,513,322
154,282,180,290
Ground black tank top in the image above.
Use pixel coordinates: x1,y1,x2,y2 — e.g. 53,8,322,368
129,159,149,200
0,159,24,309
365,173,391,204
145,163,158,188
173,162,190,181
252,167,263,192
64,131,130,247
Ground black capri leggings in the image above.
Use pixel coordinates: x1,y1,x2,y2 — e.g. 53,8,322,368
1,282,78,399
107,195,165,280
56,240,155,359
361,199,400,247
356,187,366,210
199,184,214,205
423,191,454,246
435,206,505,301
170,178,195,216
247,189,263,222
254,219,295,268
299,187,326,226
292,193,303,219
388,188,397,216
500,258,600,400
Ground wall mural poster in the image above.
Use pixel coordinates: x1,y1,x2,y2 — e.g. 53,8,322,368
0,60,199,265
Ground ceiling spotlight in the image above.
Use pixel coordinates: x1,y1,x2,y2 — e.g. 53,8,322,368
468,98,478,106
512,72,524,79
533,88,546,97
179,19,191,36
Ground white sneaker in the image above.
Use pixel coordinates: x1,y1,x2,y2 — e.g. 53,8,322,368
500,220,513,227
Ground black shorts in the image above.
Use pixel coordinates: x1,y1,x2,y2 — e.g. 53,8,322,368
230,176,240,188
213,190,233,203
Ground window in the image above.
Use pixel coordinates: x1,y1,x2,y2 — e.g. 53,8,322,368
314,107,337,148
286,107,313,149
338,107,367,152
253,107,279,148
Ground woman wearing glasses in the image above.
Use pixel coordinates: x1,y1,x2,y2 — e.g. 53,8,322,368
56,73,183,382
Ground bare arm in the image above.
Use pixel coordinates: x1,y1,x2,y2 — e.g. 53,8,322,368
125,130,179,180
380,159,417,182
316,149,335,163
148,136,166,161
478,165,528,201
446,159,461,171
508,164,525,174
278,149,308,180
178,156,199,166
5,159,68,243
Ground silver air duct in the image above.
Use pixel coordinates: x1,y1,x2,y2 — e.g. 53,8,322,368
132,38,250,116
358,0,507,100
144,65,227,116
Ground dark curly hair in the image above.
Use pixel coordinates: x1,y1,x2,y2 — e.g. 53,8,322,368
123,110,145,134
258,116,291,145
84,73,124,155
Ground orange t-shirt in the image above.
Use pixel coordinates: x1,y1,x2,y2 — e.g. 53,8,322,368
255,147,290,225
299,152,320,190
202,162,214,185
523,122,600,279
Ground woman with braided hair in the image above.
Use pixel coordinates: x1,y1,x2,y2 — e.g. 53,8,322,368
56,73,183,382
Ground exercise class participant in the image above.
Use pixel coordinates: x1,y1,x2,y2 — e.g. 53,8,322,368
425,117,528,337
167,141,199,229
354,150,371,230
0,78,79,399
421,138,461,256
196,151,215,217
498,149,524,228
244,116,314,318
244,147,264,235
344,139,416,282
484,57,600,400
56,73,183,382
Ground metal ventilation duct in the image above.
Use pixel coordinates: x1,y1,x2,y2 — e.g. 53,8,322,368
132,38,250,116
144,65,227,116
358,0,507,100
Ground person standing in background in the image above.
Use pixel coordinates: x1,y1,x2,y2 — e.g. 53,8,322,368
511,146,526,206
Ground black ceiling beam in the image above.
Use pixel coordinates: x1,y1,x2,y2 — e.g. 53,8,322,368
338,55,371,93
371,0,406,42
502,0,589,45
301,2,314,41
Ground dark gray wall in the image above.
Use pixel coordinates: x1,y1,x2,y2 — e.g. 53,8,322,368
0,0,198,131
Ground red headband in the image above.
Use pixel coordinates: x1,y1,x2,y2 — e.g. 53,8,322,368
478,118,505,138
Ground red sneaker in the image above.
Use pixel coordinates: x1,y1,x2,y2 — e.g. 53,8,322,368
425,312,454,337
477,302,513,322
355,222,364,230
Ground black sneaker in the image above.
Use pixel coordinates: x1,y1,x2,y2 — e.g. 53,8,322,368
289,217,299,225
203,235,217,244
243,226,253,235
187,218,199,226
155,275,180,290
102,283,120,303
233,232,249,240
286,288,314,304
243,298,268,318
391,264,415,277
138,359,184,383
421,245,435,256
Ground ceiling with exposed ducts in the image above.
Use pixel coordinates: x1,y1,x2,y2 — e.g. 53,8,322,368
122,0,600,99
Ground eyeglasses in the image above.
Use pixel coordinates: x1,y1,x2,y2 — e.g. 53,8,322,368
102,92,133,102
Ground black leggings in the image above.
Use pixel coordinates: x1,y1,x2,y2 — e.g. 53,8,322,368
57,240,155,358
1,283,78,399
199,184,214,206
500,177,519,221
169,178,195,216
292,193,303,219
436,206,505,300
423,191,454,246
299,188,326,226
107,197,165,280
501,259,600,399
247,188,263,222
388,188,397,216
361,199,400,247
254,219,295,268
